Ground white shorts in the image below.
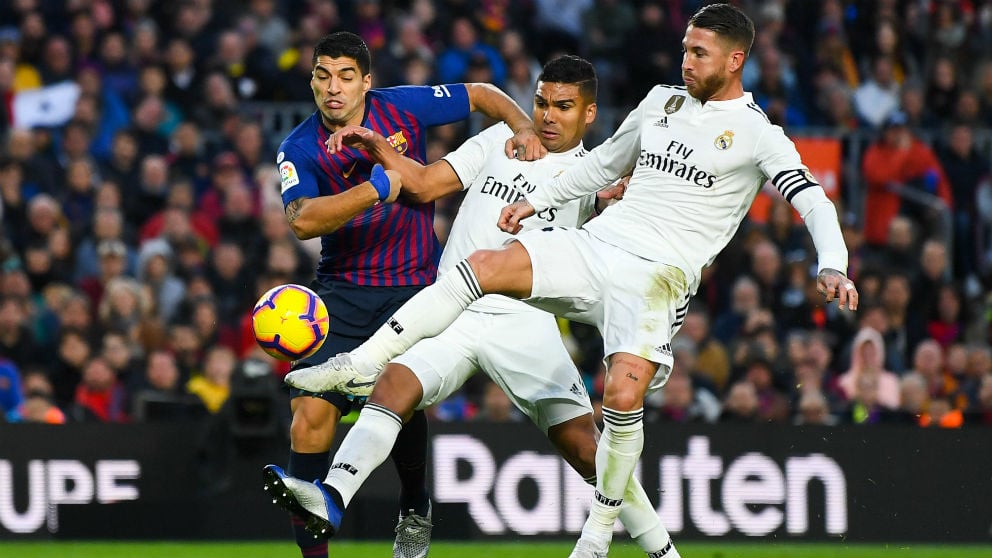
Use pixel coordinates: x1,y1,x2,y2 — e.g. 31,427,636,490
514,227,691,391
391,309,593,433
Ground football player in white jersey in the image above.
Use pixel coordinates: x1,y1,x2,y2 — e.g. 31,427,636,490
264,55,679,558
282,4,858,557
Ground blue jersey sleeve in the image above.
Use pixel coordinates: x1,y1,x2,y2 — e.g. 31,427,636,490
277,141,321,206
376,84,471,127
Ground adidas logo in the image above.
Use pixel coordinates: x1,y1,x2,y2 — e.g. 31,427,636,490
655,343,672,357
570,383,584,397
653,117,669,128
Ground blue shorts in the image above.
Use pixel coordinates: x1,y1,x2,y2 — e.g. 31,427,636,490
289,278,425,415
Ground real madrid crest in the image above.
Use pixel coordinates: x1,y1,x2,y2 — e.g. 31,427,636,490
664,95,686,115
714,130,734,150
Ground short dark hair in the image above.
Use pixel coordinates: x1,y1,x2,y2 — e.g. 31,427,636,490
312,32,371,75
537,55,597,102
688,3,755,56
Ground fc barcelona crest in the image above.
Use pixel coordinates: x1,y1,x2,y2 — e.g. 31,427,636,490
386,131,408,154
714,130,734,150
664,95,686,114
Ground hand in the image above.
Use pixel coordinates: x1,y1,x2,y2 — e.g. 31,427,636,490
498,200,536,234
504,127,547,161
598,175,629,201
326,125,377,154
817,268,859,311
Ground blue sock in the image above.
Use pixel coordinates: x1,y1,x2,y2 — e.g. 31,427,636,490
288,451,329,557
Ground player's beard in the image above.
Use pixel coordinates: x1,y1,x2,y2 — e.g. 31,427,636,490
686,72,726,103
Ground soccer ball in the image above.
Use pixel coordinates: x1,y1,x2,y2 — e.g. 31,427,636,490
252,284,329,361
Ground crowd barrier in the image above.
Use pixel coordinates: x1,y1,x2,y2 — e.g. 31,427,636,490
1,421,988,542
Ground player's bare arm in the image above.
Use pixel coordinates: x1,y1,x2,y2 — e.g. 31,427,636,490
284,167,401,240
326,125,462,203
817,268,859,311
464,82,546,161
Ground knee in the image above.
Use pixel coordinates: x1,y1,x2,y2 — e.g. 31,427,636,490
367,364,422,422
602,388,644,413
466,249,502,285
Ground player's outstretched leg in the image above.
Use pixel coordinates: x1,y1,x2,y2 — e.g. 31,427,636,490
285,260,484,394
263,465,344,538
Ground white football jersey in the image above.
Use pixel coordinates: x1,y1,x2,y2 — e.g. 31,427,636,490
525,86,848,292
441,122,596,313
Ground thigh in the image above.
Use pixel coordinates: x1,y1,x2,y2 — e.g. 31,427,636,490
478,311,593,433
513,227,608,325
601,257,692,392
391,311,482,408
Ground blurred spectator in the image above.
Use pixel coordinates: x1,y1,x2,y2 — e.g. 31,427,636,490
581,0,635,105
898,80,940,129
794,389,838,426
919,394,964,428
70,356,128,423
910,339,967,410
834,327,901,410
927,284,965,348
679,308,730,393
473,380,522,423
712,276,762,346
925,56,961,121
964,373,992,425
860,111,953,247
853,55,900,128
79,238,130,312
937,123,989,279
0,295,45,374
719,380,761,423
137,238,186,324
436,17,506,87
187,345,237,414
621,1,681,105
74,208,137,282
124,155,171,229
99,130,141,189
648,369,719,424
132,349,206,422
164,37,203,109
0,357,23,421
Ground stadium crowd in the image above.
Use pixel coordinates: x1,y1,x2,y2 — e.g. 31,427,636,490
1,0,991,430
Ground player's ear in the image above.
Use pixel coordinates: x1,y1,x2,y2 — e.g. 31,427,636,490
362,72,372,94
727,50,746,73
584,102,597,125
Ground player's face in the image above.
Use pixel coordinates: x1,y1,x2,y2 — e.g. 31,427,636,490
681,25,740,101
311,55,372,130
532,81,596,153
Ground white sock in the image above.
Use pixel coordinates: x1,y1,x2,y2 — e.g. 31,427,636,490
351,260,482,375
324,402,403,506
624,477,678,557
581,407,644,547
584,473,675,556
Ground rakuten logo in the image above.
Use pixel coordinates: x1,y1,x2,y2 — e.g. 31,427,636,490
432,435,847,537
0,459,140,534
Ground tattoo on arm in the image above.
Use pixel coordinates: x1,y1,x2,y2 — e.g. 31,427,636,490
626,372,639,381
285,197,308,224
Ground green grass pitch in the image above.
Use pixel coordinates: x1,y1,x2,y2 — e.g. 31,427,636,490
1,541,989,558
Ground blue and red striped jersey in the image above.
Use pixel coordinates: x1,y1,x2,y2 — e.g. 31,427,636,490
277,84,470,287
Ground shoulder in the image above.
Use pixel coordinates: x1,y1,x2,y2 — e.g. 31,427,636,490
278,114,320,155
